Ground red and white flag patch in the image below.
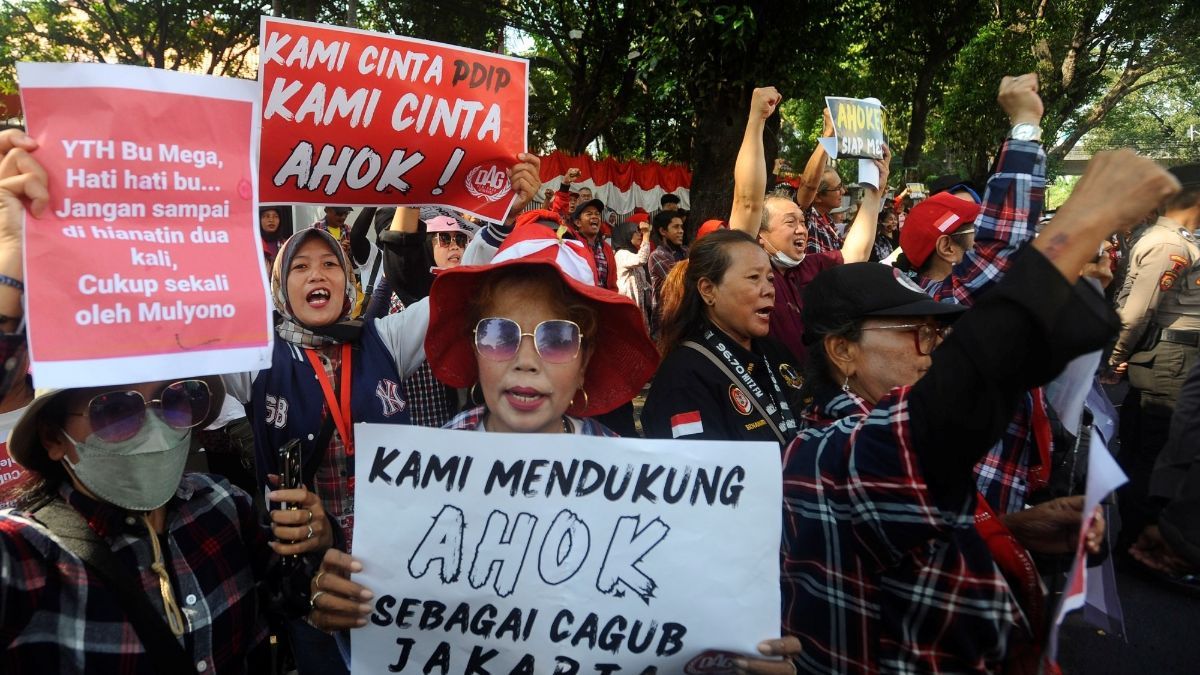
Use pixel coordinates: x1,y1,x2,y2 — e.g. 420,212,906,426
670,411,704,438
933,211,961,233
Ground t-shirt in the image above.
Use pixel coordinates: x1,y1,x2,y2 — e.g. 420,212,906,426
769,251,843,363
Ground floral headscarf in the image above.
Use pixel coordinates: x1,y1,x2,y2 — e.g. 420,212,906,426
270,228,362,347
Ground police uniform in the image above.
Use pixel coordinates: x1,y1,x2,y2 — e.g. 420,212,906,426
1112,216,1200,404
641,325,804,445
1111,215,1200,542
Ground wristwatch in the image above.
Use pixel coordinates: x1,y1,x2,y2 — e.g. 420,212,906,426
1009,123,1043,142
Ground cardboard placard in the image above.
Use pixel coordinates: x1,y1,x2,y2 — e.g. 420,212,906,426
259,17,529,223
825,96,886,160
17,62,272,388
351,424,783,674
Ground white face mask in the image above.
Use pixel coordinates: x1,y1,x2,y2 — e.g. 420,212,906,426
771,250,804,268
61,414,191,511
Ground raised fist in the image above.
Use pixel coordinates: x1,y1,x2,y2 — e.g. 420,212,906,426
998,73,1043,127
750,87,782,121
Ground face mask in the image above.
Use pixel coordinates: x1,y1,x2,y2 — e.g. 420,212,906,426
61,414,191,511
772,250,804,268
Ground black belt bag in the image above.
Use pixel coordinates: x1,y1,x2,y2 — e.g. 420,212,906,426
1160,328,1200,348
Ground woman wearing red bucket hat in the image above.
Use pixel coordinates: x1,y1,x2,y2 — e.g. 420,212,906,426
423,225,659,434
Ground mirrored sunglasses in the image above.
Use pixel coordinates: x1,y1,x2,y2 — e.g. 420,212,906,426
68,379,212,443
473,318,582,364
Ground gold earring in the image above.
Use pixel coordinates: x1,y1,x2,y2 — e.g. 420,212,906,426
569,387,589,411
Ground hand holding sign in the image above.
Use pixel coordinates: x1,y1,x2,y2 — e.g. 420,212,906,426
998,73,1043,127
0,130,49,224
733,637,802,674
506,152,542,218
310,549,373,632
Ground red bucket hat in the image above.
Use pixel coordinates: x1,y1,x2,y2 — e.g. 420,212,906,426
425,227,659,417
899,192,981,268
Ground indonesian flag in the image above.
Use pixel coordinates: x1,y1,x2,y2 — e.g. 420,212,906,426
671,411,704,438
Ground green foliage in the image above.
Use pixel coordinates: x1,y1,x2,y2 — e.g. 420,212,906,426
0,0,268,92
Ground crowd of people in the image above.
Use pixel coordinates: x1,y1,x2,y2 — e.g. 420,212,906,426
0,67,1196,675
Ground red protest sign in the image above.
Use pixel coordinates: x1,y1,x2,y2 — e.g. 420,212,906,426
17,63,273,388
258,17,529,222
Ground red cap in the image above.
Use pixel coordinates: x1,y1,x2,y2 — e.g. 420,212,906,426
695,219,727,241
898,192,981,268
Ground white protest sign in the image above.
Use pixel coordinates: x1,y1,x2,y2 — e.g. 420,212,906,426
351,424,782,674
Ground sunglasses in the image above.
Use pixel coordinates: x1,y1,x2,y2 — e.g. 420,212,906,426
434,232,469,248
67,379,213,443
860,322,951,356
474,318,582,364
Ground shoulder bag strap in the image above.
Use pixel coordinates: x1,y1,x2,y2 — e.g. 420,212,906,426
680,341,788,445
31,499,198,675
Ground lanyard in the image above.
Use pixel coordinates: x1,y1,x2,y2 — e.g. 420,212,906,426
698,327,798,439
305,343,354,456
974,496,1044,640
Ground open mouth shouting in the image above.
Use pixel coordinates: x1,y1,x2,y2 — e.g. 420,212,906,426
306,287,332,308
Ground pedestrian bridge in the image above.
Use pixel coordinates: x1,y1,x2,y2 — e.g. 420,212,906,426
1061,140,1195,174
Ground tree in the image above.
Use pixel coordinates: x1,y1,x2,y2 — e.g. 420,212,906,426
848,0,990,171
0,0,270,92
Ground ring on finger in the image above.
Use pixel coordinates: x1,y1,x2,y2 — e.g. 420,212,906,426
314,571,326,591
310,590,326,609
306,509,313,524
306,524,315,540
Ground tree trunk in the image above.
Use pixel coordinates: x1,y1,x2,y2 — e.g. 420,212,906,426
688,86,777,228
902,68,935,168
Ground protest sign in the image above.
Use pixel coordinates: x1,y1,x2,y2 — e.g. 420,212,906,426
258,17,529,223
352,424,782,674
17,62,271,388
823,96,886,160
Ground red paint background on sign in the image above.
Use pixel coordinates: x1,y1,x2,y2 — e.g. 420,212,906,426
259,18,528,221
21,87,265,362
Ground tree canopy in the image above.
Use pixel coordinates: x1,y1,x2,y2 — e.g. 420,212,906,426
3,0,1198,213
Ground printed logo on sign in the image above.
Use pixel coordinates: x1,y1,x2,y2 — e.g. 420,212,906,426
375,379,406,417
685,650,739,674
729,385,753,416
464,162,512,202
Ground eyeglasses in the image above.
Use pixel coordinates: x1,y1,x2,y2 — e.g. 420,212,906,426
474,318,582,364
820,183,846,194
434,232,469,248
67,379,213,442
860,322,951,356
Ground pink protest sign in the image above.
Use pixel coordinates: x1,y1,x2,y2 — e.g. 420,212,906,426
17,63,272,388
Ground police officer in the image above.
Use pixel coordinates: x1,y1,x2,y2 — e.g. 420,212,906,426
1110,163,1200,545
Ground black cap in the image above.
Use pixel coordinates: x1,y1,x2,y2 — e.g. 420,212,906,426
1169,163,1200,188
661,193,682,206
571,198,605,222
801,263,966,344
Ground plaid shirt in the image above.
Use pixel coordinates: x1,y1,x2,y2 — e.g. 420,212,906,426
783,390,1024,674
310,346,356,551
648,241,687,300
917,139,1048,514
805,208,841,255
389,293,458,427
0,475,271,673
445,405,618,437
